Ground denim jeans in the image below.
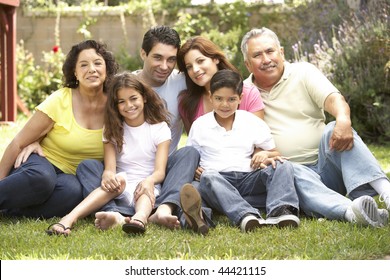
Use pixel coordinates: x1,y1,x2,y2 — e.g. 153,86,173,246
293,121,388,220
0,154,83,218
76,159,135,216
155,146,200,209
76,146,201,219
197,161,299,225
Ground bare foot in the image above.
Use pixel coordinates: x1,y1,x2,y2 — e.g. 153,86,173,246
148,204,181,230
57,215,75,233
95,211,125,230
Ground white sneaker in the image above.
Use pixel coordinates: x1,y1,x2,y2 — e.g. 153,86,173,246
379,194,390,211
378,208,389,227
351,196,384,227
240,215,266,233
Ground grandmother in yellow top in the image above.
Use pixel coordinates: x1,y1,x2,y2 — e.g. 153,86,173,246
0,40,118,218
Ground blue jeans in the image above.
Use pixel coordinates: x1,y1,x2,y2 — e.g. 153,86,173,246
155,146,200,210
294,121,388,220
197,161,299,225
0,154,83,218
76,146,201,219
76,158,134,216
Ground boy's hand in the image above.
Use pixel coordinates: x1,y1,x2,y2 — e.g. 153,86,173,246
251,150,269,169
194,166,204,181
252,155,287,169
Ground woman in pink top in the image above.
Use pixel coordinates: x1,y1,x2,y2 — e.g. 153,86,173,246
177,36,264,134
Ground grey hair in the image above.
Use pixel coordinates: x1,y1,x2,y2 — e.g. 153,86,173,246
240,27,281,61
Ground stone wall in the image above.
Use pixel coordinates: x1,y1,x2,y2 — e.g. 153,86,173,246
16,8,146,64
15,1,362,65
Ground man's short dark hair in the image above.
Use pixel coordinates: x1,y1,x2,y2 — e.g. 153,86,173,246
141,26,181,55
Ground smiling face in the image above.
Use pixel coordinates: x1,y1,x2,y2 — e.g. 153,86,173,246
74,48,107,91
184,49,219,91
140,42,178,87
117,87,146,127
244,35,285,91
210,87,241,123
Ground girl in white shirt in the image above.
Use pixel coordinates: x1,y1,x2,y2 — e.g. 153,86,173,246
46,72,171,236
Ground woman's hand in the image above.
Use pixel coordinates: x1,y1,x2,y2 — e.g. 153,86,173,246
14,142,45,168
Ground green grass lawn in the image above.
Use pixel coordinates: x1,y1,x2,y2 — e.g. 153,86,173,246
1,116,390,260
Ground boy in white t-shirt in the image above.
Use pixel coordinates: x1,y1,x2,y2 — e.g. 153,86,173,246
182,69,300,232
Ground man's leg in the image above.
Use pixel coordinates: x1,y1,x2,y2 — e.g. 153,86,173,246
293,163,350,220
317,121,387,198
294,163,387,227
155,146,199,208
149,146,200,229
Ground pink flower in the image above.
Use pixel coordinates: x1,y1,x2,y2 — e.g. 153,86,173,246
52,45,59,53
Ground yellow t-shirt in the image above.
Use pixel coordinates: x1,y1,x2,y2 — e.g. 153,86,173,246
36,88,104,174
245,62,339,165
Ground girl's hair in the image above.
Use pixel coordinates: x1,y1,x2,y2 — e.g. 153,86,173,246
62,40,118,92
176,36,239,128
210,69,243,96
104,72,171,152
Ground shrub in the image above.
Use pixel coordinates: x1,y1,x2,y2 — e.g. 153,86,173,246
285,0,350,60
332,11,389,143
293,0,389,143
115,46,143,72
16,41,65,111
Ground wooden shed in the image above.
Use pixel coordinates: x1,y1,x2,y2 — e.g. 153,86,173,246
0,0,19,123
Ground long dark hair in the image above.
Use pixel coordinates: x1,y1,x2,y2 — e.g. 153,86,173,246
62,40,118,92
177,36,238,131
104,72,171,152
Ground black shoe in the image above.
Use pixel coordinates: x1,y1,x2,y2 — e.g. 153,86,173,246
266,205,300,228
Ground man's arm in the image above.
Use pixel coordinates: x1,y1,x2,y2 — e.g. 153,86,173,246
324,92,354,151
